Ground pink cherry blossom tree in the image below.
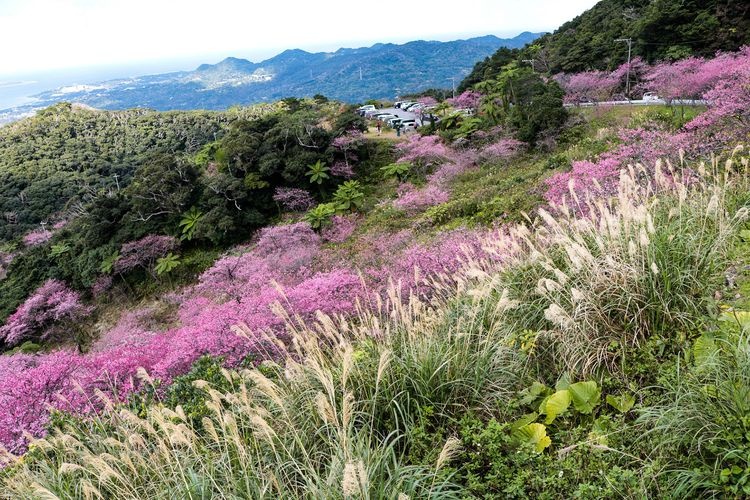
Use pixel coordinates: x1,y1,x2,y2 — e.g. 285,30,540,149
0,279,92,346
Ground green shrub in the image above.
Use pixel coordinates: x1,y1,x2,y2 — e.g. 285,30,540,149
422,198,480,226
642,331,750,497
449,414,645,498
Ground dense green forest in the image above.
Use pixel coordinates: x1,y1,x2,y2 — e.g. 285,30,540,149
0,102,291,240
460,0,750,88
0,98,378,322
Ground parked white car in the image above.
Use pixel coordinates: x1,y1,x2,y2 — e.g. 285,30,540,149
399,119,417,130
376,113,397,122
642,92,660,102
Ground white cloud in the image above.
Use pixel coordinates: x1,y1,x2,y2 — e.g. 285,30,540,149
0,0,599,76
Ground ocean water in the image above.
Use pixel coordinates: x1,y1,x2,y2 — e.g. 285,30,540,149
0,58,212,110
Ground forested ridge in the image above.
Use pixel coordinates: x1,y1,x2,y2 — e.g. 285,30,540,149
460,0,750,89
0,97,380,323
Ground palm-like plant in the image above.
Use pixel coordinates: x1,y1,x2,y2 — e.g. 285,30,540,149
380,162,410,181
333,181,364,211
50,243,71,258
100,251,120,274
306,160,330,185
438,112,463,131
179,207,204,241
455,117,484,138
155,253,181,276
304,202,337,229
479,97,503,125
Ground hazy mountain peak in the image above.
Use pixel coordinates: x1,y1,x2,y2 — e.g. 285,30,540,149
3,31,543,118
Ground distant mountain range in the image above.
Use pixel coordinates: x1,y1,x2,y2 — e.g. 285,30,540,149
0,32,541,121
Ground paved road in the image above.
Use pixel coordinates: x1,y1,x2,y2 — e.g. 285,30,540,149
565,98,707,108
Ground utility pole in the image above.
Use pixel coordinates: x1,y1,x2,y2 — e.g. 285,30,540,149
522,59,536,72
447,77,455,98
615,38,633,96
113,173,120,192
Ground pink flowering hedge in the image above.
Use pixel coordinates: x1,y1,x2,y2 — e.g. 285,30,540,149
547,46,750,207
0,279,92,347
394,183,451,214
273,187,316,212
0,217,487,455
396,134,449,169
22,229,53,247
321,215,359,243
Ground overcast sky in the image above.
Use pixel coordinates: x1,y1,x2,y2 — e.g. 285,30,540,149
0,0,599,77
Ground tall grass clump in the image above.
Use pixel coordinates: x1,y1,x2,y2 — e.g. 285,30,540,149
0,282,519,499
640,331,750,497
479,156,748,375
3,153,749,497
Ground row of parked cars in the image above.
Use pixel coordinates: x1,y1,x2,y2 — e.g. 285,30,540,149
393,101,426,112
356,104,418,130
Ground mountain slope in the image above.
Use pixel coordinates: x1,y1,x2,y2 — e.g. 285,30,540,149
4,33,541,116
460,0,750,86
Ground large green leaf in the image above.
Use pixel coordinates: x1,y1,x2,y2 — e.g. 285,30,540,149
719,310,750,329
542,390,571,424
555,373,572,391
693,334,719,366
511,413,539,431
606,393,635,413
568,381,600,414
589,416,611,446
519,381,548,405
516,423,551,453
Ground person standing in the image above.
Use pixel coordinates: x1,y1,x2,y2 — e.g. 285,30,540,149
376,121,381,135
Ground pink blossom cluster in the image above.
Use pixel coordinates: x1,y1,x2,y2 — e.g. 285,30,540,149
557,71,621,104
544,158,622,207
332,130,363,177
544,127,687,207
417,96,438,107
114,235,178,274
22,229,52,247
683,48,750,133
0,211,490,455
640,48,749,101
393,183,450,214
446,90,482,110
331,130,364,150
479,138,526,161
254,222,321,275
273,187,316,212
396,134,449,168
91,307,161,352
426,149,478,187
0,279,92,346
330,161,356,178
547,47,750,206
91,275,113,297
321,215,359,243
